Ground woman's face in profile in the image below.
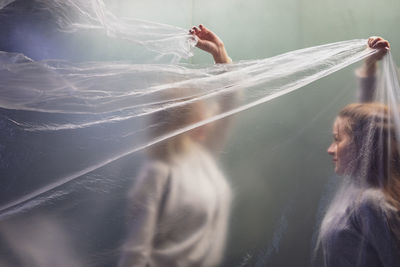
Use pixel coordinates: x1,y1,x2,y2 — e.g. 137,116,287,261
327,117,355,175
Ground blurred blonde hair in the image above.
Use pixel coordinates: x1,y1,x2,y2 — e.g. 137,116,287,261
146,88,216,162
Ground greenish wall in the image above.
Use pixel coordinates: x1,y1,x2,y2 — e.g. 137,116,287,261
107,0,400,63
105,1,400,266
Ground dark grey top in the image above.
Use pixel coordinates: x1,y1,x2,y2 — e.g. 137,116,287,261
322,189,400,267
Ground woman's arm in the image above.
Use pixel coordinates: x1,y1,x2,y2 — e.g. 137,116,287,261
118,161,170,267
358,37,390,102
189,25,231,64
190,25,238,152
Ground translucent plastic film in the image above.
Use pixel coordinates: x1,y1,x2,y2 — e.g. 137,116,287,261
0,0,196,59
0,40,375,214
1,1,400,267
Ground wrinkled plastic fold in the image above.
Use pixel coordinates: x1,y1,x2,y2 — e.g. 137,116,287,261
0,39,376,213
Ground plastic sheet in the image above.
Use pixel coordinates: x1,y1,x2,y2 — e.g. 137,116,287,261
0,0,195,61
0,0,399,266
0,34,375,216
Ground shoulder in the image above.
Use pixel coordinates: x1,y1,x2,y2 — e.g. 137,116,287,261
140,160,170,179
356,189,386,214
128,160,170,199
352,189,391,231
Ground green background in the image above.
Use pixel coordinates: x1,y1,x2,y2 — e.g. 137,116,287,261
106,1,400,266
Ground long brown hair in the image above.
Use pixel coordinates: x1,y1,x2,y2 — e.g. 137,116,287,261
338,103,400,210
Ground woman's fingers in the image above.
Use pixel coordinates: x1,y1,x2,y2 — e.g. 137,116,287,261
375,40,390,49
368,36,389,50
365,37,390,63
198,24,208,33
189,25,210,37
192,26,200,34
367,37,378,48
370,37,382,48
372,39,388,49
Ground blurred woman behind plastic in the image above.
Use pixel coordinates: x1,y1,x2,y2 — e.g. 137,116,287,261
118,25,234,267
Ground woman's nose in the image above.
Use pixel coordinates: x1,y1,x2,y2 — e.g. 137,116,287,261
327,143,335,155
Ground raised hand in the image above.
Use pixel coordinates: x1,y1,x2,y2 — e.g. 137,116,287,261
367,36,390,62
189,25,231,63
360,36,390,77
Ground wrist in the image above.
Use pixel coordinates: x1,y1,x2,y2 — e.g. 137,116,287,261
212,44,231,63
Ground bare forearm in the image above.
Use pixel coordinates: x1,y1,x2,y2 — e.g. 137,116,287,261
212,44,231,64
358,60,377,78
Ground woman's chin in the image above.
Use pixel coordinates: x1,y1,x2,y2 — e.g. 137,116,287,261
334,166,341,174
334,166,346,176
